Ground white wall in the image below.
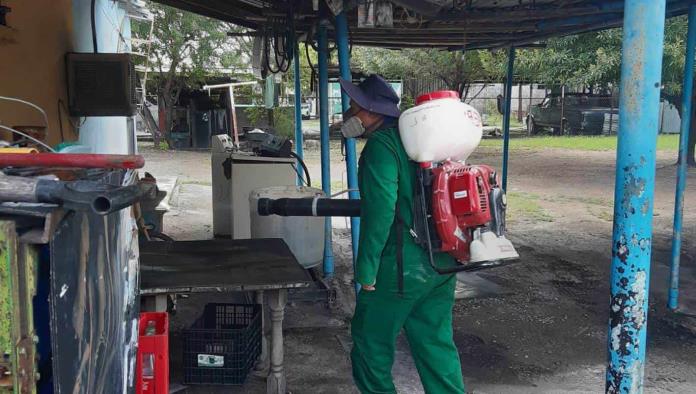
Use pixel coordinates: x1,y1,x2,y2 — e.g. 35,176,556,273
72,0,134,154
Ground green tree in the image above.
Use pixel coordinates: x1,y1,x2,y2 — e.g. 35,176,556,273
517,16,693,164
515,30,622,90
132,2,252,143
288,42,317,96
352,47,504,100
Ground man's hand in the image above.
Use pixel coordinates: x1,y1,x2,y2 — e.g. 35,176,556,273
362,284,376,291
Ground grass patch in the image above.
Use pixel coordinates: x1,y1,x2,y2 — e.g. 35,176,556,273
181,180,212,186
302,119,321,130
306,134,679,154
507,192,554,222
485,112,525,129
545,194,612,207
592,208,614,222
479,134,680,152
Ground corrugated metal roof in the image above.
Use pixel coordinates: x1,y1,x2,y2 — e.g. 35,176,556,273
151,0,694,50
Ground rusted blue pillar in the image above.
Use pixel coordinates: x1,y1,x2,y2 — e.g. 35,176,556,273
292,16,304,186
606,1,666,393
501,46,515,191
668,4,696,311
335,12,361,293
318,23,334,277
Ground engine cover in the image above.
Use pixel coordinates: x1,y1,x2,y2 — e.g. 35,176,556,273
431,161,497,262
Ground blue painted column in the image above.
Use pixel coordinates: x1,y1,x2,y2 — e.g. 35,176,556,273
335,13,360,292
292,26,304,185
668,4,696,311
318,23,334,277
606,1,666,393
501,46,515,191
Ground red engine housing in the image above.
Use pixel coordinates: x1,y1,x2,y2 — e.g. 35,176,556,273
431,161,497,262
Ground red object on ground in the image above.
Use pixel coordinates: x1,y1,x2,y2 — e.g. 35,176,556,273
136,312,169,394
0,153,145,169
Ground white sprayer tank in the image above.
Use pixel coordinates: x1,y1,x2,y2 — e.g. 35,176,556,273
250,186,325,269
398,90,483,163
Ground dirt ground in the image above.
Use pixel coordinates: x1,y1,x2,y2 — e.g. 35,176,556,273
140,140,696,394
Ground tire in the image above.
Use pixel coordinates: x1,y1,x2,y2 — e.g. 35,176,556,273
561,119,574,135
527,117,539,135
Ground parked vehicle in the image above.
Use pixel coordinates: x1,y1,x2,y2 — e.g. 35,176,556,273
301,102,311,119
526,93,619,135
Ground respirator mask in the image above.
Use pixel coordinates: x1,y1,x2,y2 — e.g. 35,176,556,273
341,116,366,138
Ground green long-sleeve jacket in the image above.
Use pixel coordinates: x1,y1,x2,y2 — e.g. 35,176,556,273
356,127,456,296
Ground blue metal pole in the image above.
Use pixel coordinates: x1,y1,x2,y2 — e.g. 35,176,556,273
335,12,361,293
668,5,696,311
318,23,334,278
501,46,515,192
606,1,666,393
292,19,304,186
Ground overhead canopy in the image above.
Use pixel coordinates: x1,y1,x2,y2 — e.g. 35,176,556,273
151,0,694,50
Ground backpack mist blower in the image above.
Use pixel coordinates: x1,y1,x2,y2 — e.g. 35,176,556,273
257,90,519,273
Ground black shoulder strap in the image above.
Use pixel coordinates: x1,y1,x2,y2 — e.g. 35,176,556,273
395,203,404,296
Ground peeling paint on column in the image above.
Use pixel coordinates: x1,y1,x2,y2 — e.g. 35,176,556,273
606,1,666,393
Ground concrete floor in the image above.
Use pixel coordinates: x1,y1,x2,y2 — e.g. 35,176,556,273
140,142,696,394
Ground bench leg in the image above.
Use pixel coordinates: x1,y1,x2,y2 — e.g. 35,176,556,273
255,290,269,372
266,289,287,394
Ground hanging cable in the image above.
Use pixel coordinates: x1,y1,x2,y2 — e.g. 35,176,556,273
0,96,49,129
91,0,98,53
0,124,56,152
289,151,311,187
305,40,317,76
57,100,66,143
264,27,281,74
58,99,82,130
273,22,290,73
264,17,291,74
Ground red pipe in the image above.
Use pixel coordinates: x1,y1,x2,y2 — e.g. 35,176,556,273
0,153,145,169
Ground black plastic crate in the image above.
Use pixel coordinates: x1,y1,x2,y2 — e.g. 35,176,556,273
183,303,262,385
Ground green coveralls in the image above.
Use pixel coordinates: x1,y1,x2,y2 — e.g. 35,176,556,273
351,127,466,394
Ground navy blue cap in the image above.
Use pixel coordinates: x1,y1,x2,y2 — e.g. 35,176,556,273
339,74,401,118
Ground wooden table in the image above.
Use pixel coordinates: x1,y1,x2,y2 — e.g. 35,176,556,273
139,238,313,394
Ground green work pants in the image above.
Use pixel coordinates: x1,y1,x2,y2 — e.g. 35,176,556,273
351,276,465,394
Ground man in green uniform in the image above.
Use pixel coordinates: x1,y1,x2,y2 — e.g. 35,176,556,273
339,75,466,394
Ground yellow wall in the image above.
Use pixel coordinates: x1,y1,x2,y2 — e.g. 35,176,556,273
0,0,76,146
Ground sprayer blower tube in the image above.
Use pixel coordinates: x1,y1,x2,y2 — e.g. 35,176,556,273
257,197,361,217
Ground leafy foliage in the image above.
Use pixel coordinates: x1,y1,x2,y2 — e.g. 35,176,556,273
352,47,504,99
517,16,689,104
244,106,295,138
515,30,622,89
132,1,252,138
287,43,317,96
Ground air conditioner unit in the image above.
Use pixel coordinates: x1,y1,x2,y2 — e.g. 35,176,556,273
66,53,137,117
